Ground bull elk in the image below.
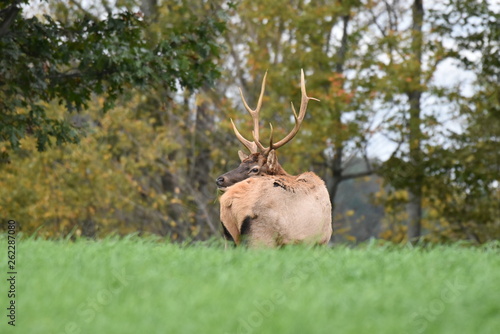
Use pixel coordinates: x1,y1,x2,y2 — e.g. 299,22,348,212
216,70,332,248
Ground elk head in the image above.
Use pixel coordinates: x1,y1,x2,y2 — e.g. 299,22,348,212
216,69,319,190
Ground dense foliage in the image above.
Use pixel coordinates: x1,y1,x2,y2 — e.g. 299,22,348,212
0,0,498,243
0,0,224,160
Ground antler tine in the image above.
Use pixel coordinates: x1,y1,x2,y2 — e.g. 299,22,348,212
271,69,320,150
230,118,258,153
262,123,274,155
237,71,268,152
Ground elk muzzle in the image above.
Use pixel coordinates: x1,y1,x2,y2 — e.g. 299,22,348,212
216,175,228,189
216,170,246,190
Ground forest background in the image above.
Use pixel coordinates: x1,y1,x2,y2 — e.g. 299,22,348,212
0,0,498,244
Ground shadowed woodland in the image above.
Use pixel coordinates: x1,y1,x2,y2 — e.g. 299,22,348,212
0,0,499,243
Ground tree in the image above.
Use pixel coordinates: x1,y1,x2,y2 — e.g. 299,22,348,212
0,0,224,162
373,0,500,243
406,0,424,242
0,0,227,239
420,0,500,242
363,0,453,243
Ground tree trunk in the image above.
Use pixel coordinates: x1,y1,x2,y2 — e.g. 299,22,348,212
191,95,218,236
140,0,157,18
407,0,424,243
327,14,350,216
328,146,343,212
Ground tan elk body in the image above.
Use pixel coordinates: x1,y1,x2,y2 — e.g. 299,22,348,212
216,70,332,247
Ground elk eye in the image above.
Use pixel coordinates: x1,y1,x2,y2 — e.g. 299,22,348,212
250,168,259,173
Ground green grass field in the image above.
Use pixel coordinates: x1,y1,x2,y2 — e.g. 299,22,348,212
1,237,499,334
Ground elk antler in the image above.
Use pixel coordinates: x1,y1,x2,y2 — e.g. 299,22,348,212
230,71,268,154
231,69,319,155
269,69,320,151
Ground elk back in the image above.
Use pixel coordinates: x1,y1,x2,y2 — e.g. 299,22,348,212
219,172,332,247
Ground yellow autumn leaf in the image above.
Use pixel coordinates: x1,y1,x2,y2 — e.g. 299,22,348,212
345,210,355,217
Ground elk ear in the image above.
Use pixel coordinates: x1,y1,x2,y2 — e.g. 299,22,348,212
266,149,279,170
238,150,249,162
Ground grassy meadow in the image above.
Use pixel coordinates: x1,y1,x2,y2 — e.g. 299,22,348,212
1,237,499,334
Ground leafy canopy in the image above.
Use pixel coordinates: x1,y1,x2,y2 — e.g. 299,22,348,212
0,0,225,162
